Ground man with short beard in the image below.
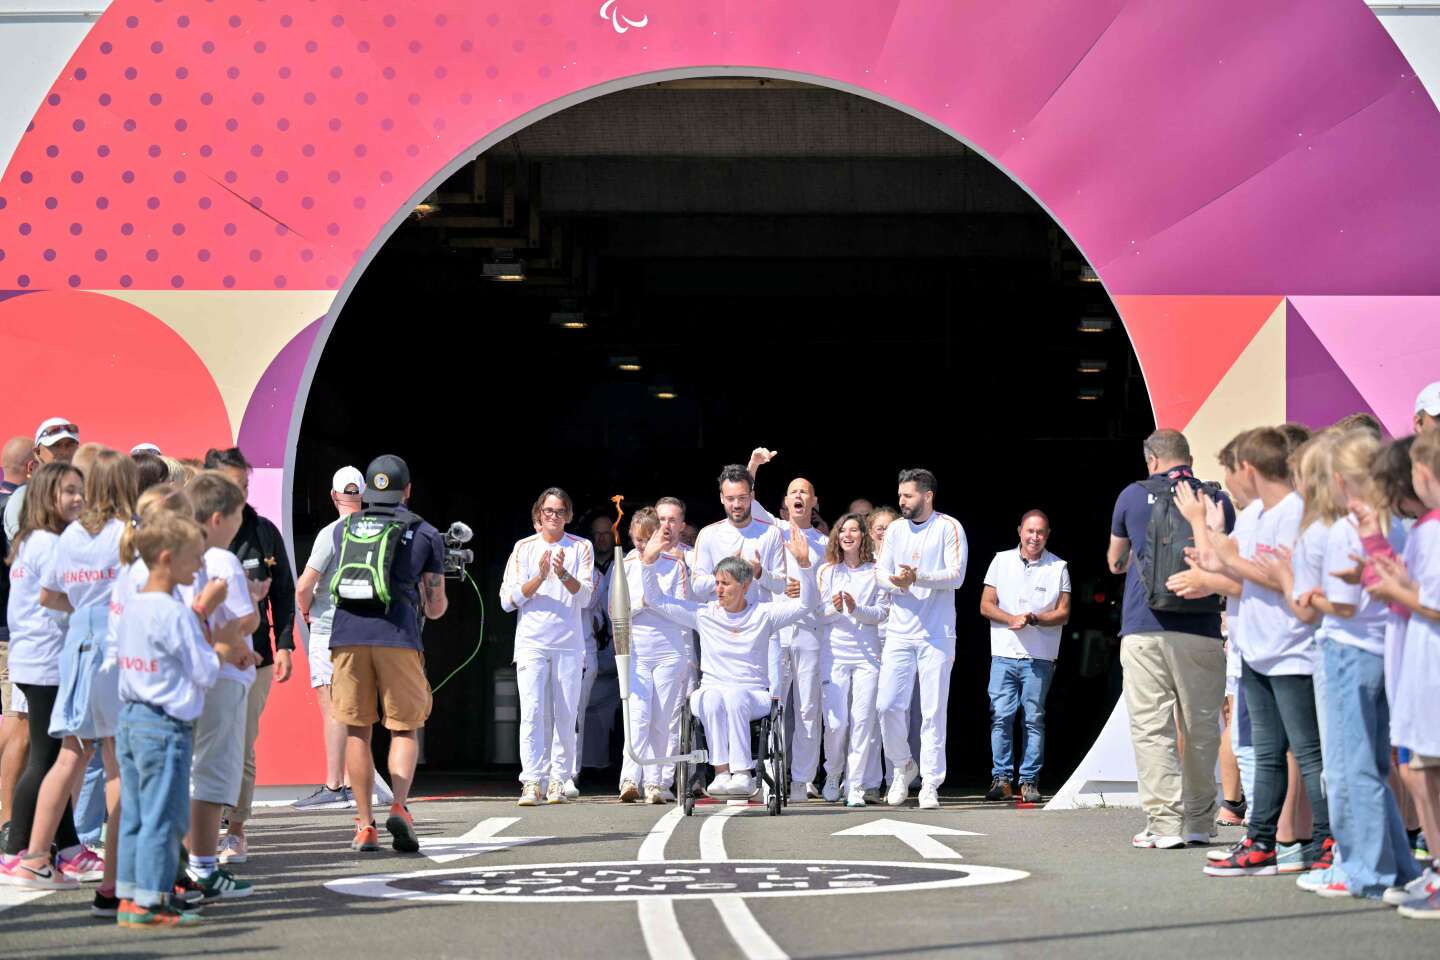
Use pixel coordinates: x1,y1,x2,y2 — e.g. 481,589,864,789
692,465,787,605
875,468,969,810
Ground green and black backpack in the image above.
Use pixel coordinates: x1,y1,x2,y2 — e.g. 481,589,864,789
329,506,426,612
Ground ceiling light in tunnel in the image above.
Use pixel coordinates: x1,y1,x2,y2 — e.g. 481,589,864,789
1078,317,1114,334
550,312,587,329
1077,359,1108,374
618,363,643,372
1079,264,1101,283
610,356,643,372
652,386,678,400
1078,387,1104,401
485,260,526,282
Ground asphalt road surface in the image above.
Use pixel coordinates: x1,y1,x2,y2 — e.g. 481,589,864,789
1,790,1432,959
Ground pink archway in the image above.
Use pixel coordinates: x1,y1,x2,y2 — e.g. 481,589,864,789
3,0,1438,785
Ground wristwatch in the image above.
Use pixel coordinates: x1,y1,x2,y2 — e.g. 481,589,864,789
1025,613,1039,627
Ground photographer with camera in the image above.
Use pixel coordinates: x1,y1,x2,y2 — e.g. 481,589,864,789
328,455,447,855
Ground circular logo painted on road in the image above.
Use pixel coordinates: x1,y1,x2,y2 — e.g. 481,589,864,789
326,858,1028,903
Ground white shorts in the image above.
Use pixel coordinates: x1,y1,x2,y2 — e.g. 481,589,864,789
10,683,27,714
191,678,248,806
308,628,334,688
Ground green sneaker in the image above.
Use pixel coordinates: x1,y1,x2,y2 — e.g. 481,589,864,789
187,866,254,901
118,899,205,928
1276,841,1306,874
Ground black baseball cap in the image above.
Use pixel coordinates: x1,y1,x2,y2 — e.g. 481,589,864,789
363,454,410,506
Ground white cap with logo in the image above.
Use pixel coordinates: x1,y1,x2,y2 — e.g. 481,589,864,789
332,465,366,494
34,417,79,447
130,442,161,455
1417,381,1440,418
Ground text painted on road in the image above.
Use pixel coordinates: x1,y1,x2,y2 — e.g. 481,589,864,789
327,858,1028,903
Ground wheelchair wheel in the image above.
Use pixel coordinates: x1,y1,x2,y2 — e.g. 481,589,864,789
774,705,790,808
679,699,695,817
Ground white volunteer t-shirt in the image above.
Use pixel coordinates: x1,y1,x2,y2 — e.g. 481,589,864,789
6,530,64,685
874,512,969,649
304,517,342,635
1322,516,1404,657
691,515,787,604
177,547,257,688
1290,520,1330,613
117,591,221,722
983,548,1071,661
1224,500,1263,694
498,533,595,653
43,518,125,657
625,548,692,661
1391,517,1440,756
817,561,886,664
1238,491,1316,676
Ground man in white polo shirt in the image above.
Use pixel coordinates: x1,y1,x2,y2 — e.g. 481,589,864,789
980,510,1071,804
1417,380,1440,435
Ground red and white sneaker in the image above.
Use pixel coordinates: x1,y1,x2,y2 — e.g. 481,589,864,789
1203,837,1278,877
58,846,105,883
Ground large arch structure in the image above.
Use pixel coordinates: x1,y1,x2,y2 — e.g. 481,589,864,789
2,0,1438,785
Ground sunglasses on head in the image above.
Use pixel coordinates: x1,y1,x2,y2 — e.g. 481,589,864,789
39,422,79,439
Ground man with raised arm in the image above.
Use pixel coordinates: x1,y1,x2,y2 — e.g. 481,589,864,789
875,468,969,810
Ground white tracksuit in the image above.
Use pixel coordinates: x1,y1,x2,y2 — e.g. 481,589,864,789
620,548,694,790
874,511,968,785
690,515,787,603
568,561,611,779
500,532,594,785
818,561,887,792
641,559,816,773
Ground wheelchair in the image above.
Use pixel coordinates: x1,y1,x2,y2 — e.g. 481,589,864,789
676,696,789,816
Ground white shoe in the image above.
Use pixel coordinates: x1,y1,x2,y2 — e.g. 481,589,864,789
789,781,809,803
658,787,676,803
517,782,541,807
562,778,580,800
619,779,640,803
1132,829,1186,849
918,782,940,810
845,789,867,808
707,773,734,797
728,772,755,797
645,785,666,805
546,780,569,804
218,833,248,865
886,761,918,806
373,774,394,806
1384,868,1437,906
806,782,822,800
822,773,843,803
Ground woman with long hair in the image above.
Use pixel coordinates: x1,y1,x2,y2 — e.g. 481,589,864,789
817,513,887,807
0,462,85,885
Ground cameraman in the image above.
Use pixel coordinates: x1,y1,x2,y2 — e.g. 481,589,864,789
330,455,447,855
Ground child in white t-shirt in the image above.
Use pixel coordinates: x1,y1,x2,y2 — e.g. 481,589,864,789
176,473,259,900
114,509,246,928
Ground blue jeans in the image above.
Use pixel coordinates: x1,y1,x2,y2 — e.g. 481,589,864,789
1242,663,1329,848
74,748,107,846
1325,641,1420,897
988,656,1054,782
116,702,193,908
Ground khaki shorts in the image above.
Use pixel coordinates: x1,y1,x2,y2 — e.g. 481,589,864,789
1409,753,1440,770
330,646,432,731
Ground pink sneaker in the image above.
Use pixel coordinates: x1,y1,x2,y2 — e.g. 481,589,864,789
58,846,105,883
7,857,80,890
0,853,22,886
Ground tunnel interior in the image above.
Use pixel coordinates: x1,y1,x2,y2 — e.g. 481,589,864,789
295,78,1154,790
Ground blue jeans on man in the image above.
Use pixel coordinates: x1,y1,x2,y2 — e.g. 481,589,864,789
988,656,1055,783
116,702,193,908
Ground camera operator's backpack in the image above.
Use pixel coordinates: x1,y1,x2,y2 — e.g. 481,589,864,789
1140,472,1225,614
329,506,426,612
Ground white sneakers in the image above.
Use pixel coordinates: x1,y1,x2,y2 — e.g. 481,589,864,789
562,779,580,800
619,780,640,803
822,773,843,803
918,782,940,810
644,784,666,805
707,772,756,797
845,788,867,808
886,761,918,806
1132,829,1186,849
789,781,810,804
546,780,569,804
517,782,541,807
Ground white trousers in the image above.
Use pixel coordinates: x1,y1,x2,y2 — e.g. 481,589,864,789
877,638,955,785
516,648,583,785
558,641,599,781
620,656,690,789
690,685,771,772
823,658,881,789
776,637,827,784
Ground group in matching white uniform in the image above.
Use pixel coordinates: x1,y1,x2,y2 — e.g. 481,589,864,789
499,530,595,798
618,545,693,796
818,557,888,803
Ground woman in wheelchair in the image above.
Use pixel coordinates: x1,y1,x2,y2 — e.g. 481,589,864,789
639,519,817,797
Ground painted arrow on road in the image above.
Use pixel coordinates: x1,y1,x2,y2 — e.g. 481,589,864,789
831,819,982,859
418,817,552,865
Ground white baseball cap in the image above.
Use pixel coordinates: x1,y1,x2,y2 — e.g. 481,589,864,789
1417,381,1440,418
332,465,366,494
130,442,161,455
34,416,79,447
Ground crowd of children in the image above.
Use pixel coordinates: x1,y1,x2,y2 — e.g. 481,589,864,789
1175,407,1440,921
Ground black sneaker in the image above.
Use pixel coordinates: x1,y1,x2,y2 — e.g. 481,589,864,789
984,778,1013,801
1018,782,1042,804
91,890,121,918
173,875,206,907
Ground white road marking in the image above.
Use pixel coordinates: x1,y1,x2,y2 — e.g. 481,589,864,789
0,887,52,915
831,818,982,859
418,817,551,865
702,805,790,960
636,807,696,960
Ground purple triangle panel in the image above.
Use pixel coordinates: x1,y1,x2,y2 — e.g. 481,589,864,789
236,317,324,469
0,291,33,305
1285,301,1378,433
